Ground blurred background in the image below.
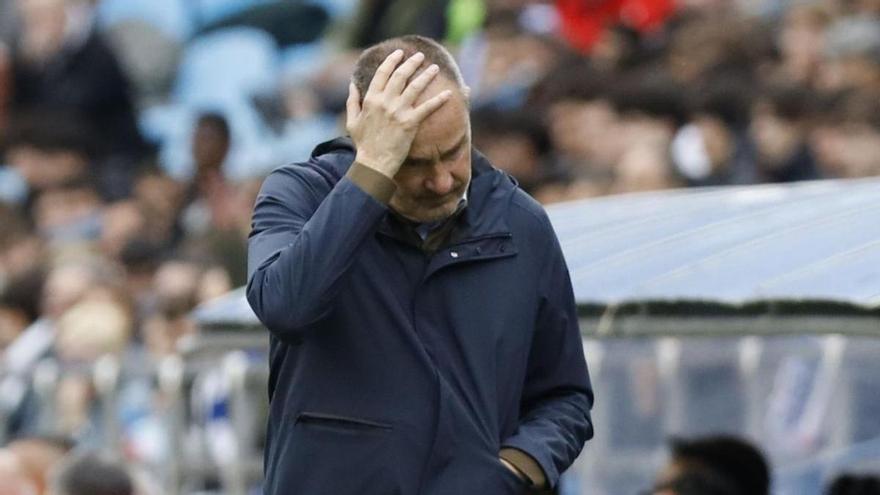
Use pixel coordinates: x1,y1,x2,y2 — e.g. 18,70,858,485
0,0,879,494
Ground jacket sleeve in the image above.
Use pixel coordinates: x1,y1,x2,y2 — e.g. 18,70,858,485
500,225,594,489
246,162,395,342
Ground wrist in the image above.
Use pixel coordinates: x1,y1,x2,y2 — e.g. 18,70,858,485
499,448,546,488
354,151,400,180
499,458,532,485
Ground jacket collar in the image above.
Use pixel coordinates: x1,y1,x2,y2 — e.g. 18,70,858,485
456,147,515,240
376,147,515,248
312,137,515,245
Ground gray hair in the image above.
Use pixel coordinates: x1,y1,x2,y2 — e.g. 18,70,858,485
49,451,133,495
352,35,466,104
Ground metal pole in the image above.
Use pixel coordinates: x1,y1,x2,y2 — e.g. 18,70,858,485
158,355,185,495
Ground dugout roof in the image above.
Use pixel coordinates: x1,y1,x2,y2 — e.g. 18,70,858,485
194,177,880,336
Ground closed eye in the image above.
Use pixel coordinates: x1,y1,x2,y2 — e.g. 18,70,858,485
403,134,468,167
440,140,465,161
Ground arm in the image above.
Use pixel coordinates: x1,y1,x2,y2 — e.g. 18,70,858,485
247,49,452,342
500,229,594,489
246,163,395,341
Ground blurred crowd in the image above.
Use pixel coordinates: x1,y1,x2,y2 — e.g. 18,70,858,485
648,435,880,495
1,0,880,492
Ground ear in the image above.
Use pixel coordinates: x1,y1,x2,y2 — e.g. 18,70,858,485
461,85,472,104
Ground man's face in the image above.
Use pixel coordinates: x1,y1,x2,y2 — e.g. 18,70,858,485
192,120,230,173
751,102,802,166
389,77,472,223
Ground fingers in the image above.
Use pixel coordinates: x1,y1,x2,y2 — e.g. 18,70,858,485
383,51,426,97
366,49,405,95
345,82,360,128
398,64,439,107
411,89,453,123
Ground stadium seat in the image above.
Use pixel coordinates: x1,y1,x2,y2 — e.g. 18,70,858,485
96,0,193,41
173,27,280,108
190,0,274,27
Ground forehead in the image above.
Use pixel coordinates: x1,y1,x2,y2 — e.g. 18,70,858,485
409,77,470,157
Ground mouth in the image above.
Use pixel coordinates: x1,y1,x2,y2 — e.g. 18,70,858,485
424,194,453,205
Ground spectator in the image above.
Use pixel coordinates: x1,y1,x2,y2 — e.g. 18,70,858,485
528,61,619,200
3,112,95,200
818,16,880,92
0,268,43,351
464,20,567,108
0,448,39,495
665,12,772,85
471,107,553,193
654,435,771,495
117,239,163,325
181,112,237,235
651,471,737,495
31,178,103,246
347,0,449,48
555,0,674,54
609,68,687,193
673,76,757,186
141,256,231,360
99,201,147,259
55,297,132,364
6,435,74,495
47,451,134,495
41,260,101,321
0,206,45,285
750,84,821,183
9,0,145,198
0,268,45,438
775,4,832,86
827,474,880,495
811,89,880,178
130,165,186,250
192,113,230,182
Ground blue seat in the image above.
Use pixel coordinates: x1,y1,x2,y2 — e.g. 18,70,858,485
302,0,358,20
191,0,274,26
97,0,193,41
173,27,279,108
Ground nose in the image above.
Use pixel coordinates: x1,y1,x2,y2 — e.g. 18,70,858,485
424,163,455,196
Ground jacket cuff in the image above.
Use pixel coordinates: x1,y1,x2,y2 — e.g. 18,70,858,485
346,162,396,205
500,447,547,488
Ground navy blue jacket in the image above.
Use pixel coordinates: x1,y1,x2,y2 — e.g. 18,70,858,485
247,138,593,495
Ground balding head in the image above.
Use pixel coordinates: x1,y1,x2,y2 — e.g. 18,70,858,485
48,451,133,495
352,35,467,105
0,449,38,495
7,436,74,495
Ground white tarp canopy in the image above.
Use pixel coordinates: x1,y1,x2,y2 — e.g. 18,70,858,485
193,177,880,333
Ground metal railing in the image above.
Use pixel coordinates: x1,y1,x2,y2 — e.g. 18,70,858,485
3,331,880,495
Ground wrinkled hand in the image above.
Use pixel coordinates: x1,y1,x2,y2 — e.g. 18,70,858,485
346,49,453,179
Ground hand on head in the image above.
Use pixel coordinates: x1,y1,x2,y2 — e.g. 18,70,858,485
346,50,453,180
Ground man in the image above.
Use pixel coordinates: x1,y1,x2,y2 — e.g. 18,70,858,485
47,451,134,495
652,436,770,495
247,35,593,495
0,449,39,495
7,435,75,495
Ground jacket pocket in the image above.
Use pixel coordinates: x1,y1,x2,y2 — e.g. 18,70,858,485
295,411,393,432
495,458,532,494
270,411,399,494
